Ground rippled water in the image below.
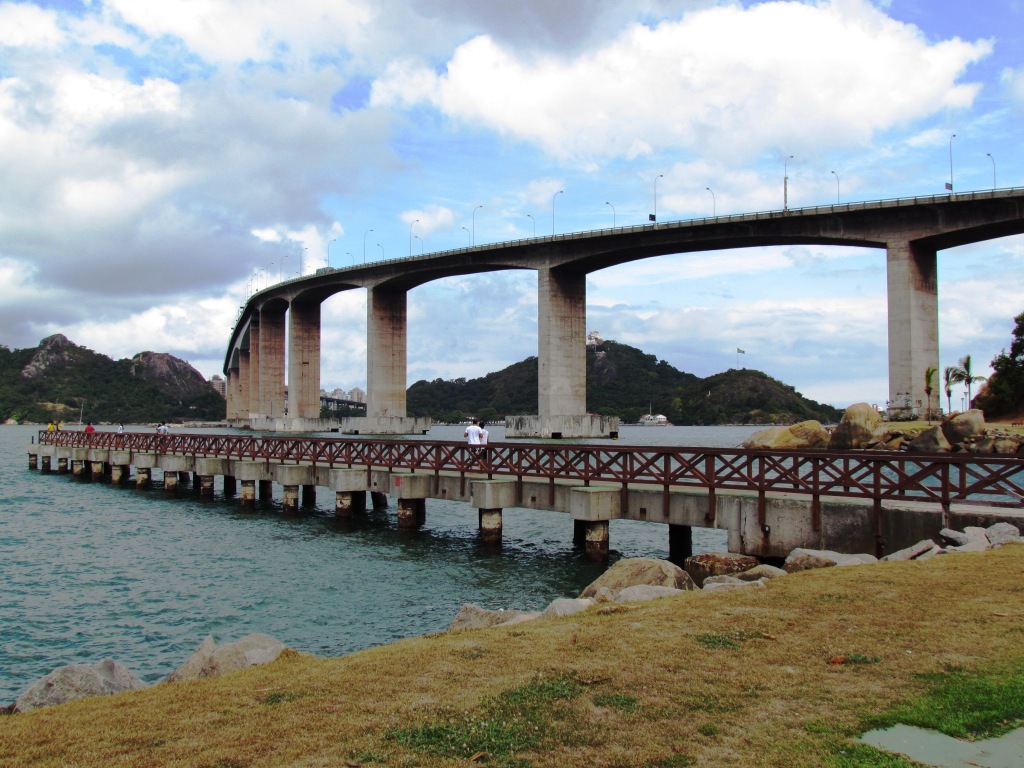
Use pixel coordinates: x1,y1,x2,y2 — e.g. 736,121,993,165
0,423,756,703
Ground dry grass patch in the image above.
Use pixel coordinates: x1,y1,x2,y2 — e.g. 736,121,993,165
1,547,1022,767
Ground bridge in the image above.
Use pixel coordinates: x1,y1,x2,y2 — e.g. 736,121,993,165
28,431,1024,562
224,188,1024,436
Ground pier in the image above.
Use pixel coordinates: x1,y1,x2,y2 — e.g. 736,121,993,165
28,431,1024,563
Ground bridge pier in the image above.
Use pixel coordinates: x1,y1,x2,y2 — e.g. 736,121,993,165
275,465,312,513
470,480,518,545
259,303,287,419
886,239,939,418
224,475,237,497
301,484,315,506
570,487,619,562
234,462,272,509
164,469,179,491
329,469,368,519
392,473,430,530
56,456,68,474
111,464,129,485
288,300,322,419
259,479,273,500
136,467,152,489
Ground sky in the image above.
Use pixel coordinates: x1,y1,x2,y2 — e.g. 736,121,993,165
1,0,1022,411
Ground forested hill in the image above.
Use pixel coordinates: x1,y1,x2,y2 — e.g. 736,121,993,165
0,334,225,424
407,339,842,425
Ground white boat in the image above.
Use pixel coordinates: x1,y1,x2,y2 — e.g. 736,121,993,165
638,413,669,426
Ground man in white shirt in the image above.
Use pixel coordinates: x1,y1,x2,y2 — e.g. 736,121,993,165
464,418,483,445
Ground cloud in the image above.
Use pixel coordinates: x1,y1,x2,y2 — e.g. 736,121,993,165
372,0,991,163
0,3,64,48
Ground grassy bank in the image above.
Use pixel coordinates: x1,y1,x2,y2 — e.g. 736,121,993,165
1,547,1022,767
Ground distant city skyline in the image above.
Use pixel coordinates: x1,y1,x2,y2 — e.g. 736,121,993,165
2,0,1022,408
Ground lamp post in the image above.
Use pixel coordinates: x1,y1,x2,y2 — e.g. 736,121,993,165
784,155,794,211
280,253,288,282
256,268,264,291
605,201,616,227
376,243,384,261
472,205,482,246
408,219,418,256
461,226,471,246
831,170,840,204
652,174,663,222
526,213,535,237
552,190,563,235
414,235,424,254
346,252,354,266
705,187,715,217
363,229,373,262
986,152,996,189
327,238,336,268
948,134,956,193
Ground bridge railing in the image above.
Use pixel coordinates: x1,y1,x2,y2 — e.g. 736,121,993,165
37,431,1024,515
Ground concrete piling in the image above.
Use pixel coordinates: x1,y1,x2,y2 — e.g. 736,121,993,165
570,487,620,562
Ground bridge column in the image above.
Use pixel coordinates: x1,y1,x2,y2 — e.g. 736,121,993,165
329,469,367,519
367,287,407,419
391,473,429,530
570,487,620,562
274,465,312,514
259,304,287,418
226,366,240,419
247,312,261,415
288,300,322,419
886,240,939,418
470,480,518,546
237,350,252,420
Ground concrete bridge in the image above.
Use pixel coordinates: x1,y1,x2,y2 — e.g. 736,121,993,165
224,188,1024,436
30,431,1024,563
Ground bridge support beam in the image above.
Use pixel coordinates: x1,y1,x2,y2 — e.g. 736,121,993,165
260,304,287,418
886,240,939,419
56,456,68,474
238,349,252,421
275,465,312,514
330,468,368,519
247,312,261,416
470,479,518,545
392,473,429,530
288,300,322,419
570,486,620,562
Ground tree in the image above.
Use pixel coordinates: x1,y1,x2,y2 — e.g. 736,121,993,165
955,354,987,407
943,366,960,414
974,310,1024,419
923,366,937,422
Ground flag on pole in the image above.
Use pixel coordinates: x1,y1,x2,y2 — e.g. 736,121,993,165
737,348,745,354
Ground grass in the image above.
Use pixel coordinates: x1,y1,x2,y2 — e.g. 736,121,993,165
0,546,1022,767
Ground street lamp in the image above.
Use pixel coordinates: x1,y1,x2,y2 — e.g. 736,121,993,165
472,205,483,246
376,243,384,260
414,234,424,254
327,238,336,268
280,253,288,282
363,229,373,262
552,190,563,235
651,174,663,222
605,201,616,228
947,134,956,193
526,214,535,237
409,219,419,256
831,170,840,204
461,226,471,246
986,152,996,189
705,187,715,217
784,155,794,211
346,252,354,266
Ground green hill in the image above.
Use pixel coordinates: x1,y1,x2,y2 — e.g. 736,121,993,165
0,334,225,424
408,339,840,425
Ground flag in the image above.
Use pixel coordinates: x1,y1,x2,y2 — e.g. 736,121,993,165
649,213,656,221
945,182,953,191
737,348,745,354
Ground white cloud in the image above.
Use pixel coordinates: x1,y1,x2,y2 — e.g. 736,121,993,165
0,3,64,48
373,0,991,163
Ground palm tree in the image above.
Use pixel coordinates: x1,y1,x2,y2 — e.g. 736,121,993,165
956,354,987,408
943,366,960,414
923,366,937,422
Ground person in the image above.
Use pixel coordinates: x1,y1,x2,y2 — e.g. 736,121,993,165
117,423,124,434
479,421,489,446
84,422,95,434
157,423,170,435
464,418,483,445
46,421,55,432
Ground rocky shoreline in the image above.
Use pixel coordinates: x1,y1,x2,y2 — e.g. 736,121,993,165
5,520,1019,716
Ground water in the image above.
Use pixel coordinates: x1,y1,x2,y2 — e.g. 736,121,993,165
0,423,757,704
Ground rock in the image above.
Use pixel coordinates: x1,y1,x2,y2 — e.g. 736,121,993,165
828,403,883,449
939,528,970,547
784,548,873,573
906,426,952,453
14,659,146,713
941,410,986,445
164,633,287,683
579,557,695,598
945,527,990,553
613,585,684,603
881,539,939,561
735,564,788,581
448,603,532,631
495,612,542,627
915,545,944,560
701,574,744,586
684,552,760,587
985,522,1021,547
993,438,1020,455
743,421,830,449
702,579,767,592
540,598,594,618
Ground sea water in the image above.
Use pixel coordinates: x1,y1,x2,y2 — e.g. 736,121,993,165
0,423,757,703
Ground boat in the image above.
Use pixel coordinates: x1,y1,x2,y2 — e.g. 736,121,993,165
638,412,669,426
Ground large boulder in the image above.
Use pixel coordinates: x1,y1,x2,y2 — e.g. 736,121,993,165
784,548,876,573
684,552,760,587
164,633,287,683
828,403,883,449
985,522,1022,547
14,659,146,713
579,557,695,598
540,598,594,618
743,421,830,450
906,426,952,453
448,604,534,631
941,410,986,446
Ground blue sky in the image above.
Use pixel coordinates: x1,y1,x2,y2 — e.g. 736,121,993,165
1,0,1022,410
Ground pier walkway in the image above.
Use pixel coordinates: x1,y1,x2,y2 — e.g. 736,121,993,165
28,431,1024,562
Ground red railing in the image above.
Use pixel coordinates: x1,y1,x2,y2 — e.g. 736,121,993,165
37,431,1024,516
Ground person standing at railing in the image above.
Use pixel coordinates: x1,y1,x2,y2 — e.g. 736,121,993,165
84,422,95,434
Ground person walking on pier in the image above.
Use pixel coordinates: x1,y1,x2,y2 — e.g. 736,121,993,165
84,422,95,434
464,418,483,446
